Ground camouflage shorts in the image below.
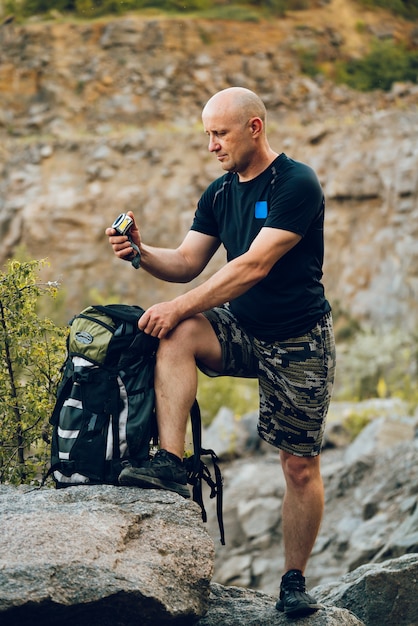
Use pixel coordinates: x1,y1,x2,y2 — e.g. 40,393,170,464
201,307,336,457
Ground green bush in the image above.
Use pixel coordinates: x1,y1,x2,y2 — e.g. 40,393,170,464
196,5,261,21
335,39,418,91
76,0,142,17
22,0,75,14
12,0,212,18
296,45,321,78
4,0,316,19
0,259,67,485
356,0,418,20
342,409,373,440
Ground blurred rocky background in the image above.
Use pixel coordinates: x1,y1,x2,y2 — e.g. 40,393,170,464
1,1,418,335
202,398,418,595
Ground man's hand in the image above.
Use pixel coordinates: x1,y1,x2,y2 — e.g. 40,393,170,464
105,211,141,263
139,301,182,338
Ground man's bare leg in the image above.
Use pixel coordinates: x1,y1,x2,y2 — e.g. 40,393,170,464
118,314,222,494
280,451,324,573
154,313,223,459
276,451,323,615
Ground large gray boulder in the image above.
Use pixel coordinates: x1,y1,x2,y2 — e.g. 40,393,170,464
0,473,365,626
0,484,214,625
313,553,418,626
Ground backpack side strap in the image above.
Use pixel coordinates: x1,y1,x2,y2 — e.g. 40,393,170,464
188,400,225,546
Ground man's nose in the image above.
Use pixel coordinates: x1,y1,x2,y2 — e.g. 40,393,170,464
208,137,220,152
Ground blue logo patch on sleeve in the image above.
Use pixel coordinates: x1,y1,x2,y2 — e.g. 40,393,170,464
255,201,268,219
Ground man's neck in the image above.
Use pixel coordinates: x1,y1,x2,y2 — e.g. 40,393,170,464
238,150,279,182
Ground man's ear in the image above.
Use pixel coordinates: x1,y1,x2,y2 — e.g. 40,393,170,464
249,117,263,137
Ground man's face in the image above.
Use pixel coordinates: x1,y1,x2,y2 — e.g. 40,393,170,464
202,107,254,177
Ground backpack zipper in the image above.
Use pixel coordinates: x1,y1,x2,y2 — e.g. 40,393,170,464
74,313,116,334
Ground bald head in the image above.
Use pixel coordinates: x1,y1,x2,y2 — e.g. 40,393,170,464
202,87,267,127
202,87,276,180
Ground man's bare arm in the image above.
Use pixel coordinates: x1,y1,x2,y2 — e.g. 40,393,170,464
106,211,220,283
139,230,221,283
140,227,301,337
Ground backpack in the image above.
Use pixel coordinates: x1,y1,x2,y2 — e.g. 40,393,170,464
48,304,225,544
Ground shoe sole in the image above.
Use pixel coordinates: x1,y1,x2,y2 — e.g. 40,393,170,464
119,471,190,499
276,601,322,616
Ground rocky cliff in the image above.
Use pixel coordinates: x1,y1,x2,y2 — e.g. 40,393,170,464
1,4,418,331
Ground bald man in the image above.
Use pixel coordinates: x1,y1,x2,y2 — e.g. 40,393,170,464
106,87,336,617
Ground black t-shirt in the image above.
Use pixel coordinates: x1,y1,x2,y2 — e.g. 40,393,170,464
190,153,331,341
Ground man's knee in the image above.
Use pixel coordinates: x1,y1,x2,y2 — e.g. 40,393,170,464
280,451,321,490
156,314,221,366
157,317,199,357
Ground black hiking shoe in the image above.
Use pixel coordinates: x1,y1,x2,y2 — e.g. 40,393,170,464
118,449,190,498
275,569,322,617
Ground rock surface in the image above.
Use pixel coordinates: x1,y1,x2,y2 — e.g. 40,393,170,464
313,554,418,626
197,583,365,625
199,554,418,625
0,485,214,625
1,476,417,625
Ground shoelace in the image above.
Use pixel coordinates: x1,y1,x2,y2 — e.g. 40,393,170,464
283,574,306,592
151,455,166,466
152,451,183,470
